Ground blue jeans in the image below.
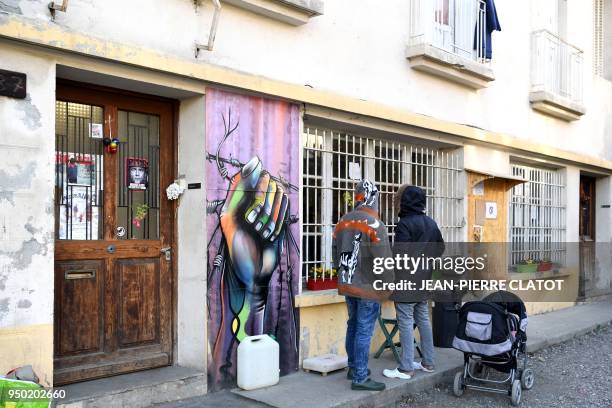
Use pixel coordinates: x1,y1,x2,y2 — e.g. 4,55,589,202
395,301,435,372
345,296,380,384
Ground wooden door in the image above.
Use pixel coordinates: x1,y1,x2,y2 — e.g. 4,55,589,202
53,82,175,385
579,176,596,241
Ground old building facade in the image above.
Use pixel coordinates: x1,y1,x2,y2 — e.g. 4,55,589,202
0,0,611,403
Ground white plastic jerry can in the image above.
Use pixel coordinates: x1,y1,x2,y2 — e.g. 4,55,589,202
237,334,280,390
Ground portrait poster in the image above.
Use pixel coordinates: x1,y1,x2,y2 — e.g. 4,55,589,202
126,157,149,190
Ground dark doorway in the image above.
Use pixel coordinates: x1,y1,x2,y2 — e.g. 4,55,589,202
579,175,596,300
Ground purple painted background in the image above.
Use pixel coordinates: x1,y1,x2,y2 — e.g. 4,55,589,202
205,88,300,390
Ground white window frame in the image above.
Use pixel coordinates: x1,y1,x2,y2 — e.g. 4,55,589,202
509,163,566,266
302,125,464,285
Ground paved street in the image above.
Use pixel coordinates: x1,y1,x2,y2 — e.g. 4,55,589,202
153,389,267,408
155,321,612,408
400,322,612,408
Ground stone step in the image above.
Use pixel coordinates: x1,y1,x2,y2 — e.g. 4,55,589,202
54,366,205,408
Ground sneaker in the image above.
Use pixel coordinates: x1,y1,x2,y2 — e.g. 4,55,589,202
421,363,435,373
382,368,413,380
412,361,435,373
351,378,386,391
346,368,371,380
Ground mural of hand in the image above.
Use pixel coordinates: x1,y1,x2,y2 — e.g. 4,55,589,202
219,156,289,334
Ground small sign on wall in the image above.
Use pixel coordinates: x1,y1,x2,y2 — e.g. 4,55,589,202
473,181,484,196
485,201,498,219
0,69,26,99
348,162,361,180
89,123,104,139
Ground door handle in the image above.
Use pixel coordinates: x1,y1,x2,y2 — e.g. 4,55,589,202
65,270,96,280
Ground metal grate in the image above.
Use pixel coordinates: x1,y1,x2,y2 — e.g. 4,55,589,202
55,101,104,240
409,0,488,63
530,29,584,104
510,164,566,266
302,126,463,283
117,110,160,240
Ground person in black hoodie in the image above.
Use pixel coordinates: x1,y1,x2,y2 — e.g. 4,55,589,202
383,185,444,380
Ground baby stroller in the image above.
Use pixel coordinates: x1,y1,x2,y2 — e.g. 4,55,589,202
451,291,534,406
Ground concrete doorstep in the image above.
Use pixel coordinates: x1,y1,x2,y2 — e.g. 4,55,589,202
54,366,205,408
232,300,612,408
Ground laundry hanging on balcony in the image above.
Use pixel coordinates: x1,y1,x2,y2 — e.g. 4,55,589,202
473,0,501,60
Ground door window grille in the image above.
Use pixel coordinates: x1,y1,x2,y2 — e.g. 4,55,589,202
117,111,160,240
302,126,463,283
510,164,566,266
55,101,104,240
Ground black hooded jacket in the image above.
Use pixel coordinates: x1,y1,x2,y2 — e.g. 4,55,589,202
392,186,445,302
396,186,445,245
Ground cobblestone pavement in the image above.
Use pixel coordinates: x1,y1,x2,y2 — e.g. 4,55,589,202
400,322,612,408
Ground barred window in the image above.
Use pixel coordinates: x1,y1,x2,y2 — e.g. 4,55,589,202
510,164,566,266
302,126,463,284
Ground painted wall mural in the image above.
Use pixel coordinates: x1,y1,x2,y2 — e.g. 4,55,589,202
206,88,300,391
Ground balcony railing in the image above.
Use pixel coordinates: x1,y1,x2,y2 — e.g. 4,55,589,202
409,0,487,63
531,30,584,104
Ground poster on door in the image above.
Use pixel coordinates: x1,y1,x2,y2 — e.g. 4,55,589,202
64,155,94,186
56,153,100,240
126,157,149,190
58,186,99,240
205,88,300,391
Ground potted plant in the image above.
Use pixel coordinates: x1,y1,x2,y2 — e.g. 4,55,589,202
306,266,338,291
537,257,553,272
516,258,538,273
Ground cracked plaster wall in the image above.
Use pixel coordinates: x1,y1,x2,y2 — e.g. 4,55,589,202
0,45,55,330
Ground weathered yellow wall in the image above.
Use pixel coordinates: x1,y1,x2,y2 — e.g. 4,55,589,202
298,296,399,364
523,267,579,315
297,285,578,366
0,324,53,387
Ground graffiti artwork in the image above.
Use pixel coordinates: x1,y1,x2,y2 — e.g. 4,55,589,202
206,88,300,391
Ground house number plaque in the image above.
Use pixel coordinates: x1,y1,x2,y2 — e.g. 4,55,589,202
0,69,27,99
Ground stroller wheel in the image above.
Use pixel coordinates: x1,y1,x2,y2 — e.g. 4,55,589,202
511,379,522,406
521,368,535,390
452,371,464,397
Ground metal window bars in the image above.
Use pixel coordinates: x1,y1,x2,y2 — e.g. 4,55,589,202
409,0,488,63
302,126,464,284
54,101,104,240
531,29,584,104
510,164,566,267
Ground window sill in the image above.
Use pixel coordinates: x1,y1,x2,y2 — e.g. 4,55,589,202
529,91,586,121
405,43,495,89
507,268,571,281
295,288,345,308
223,0,324,26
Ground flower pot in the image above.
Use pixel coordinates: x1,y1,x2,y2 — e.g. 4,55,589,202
537,262,553,272
306,277,338,291
516,263,538,273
